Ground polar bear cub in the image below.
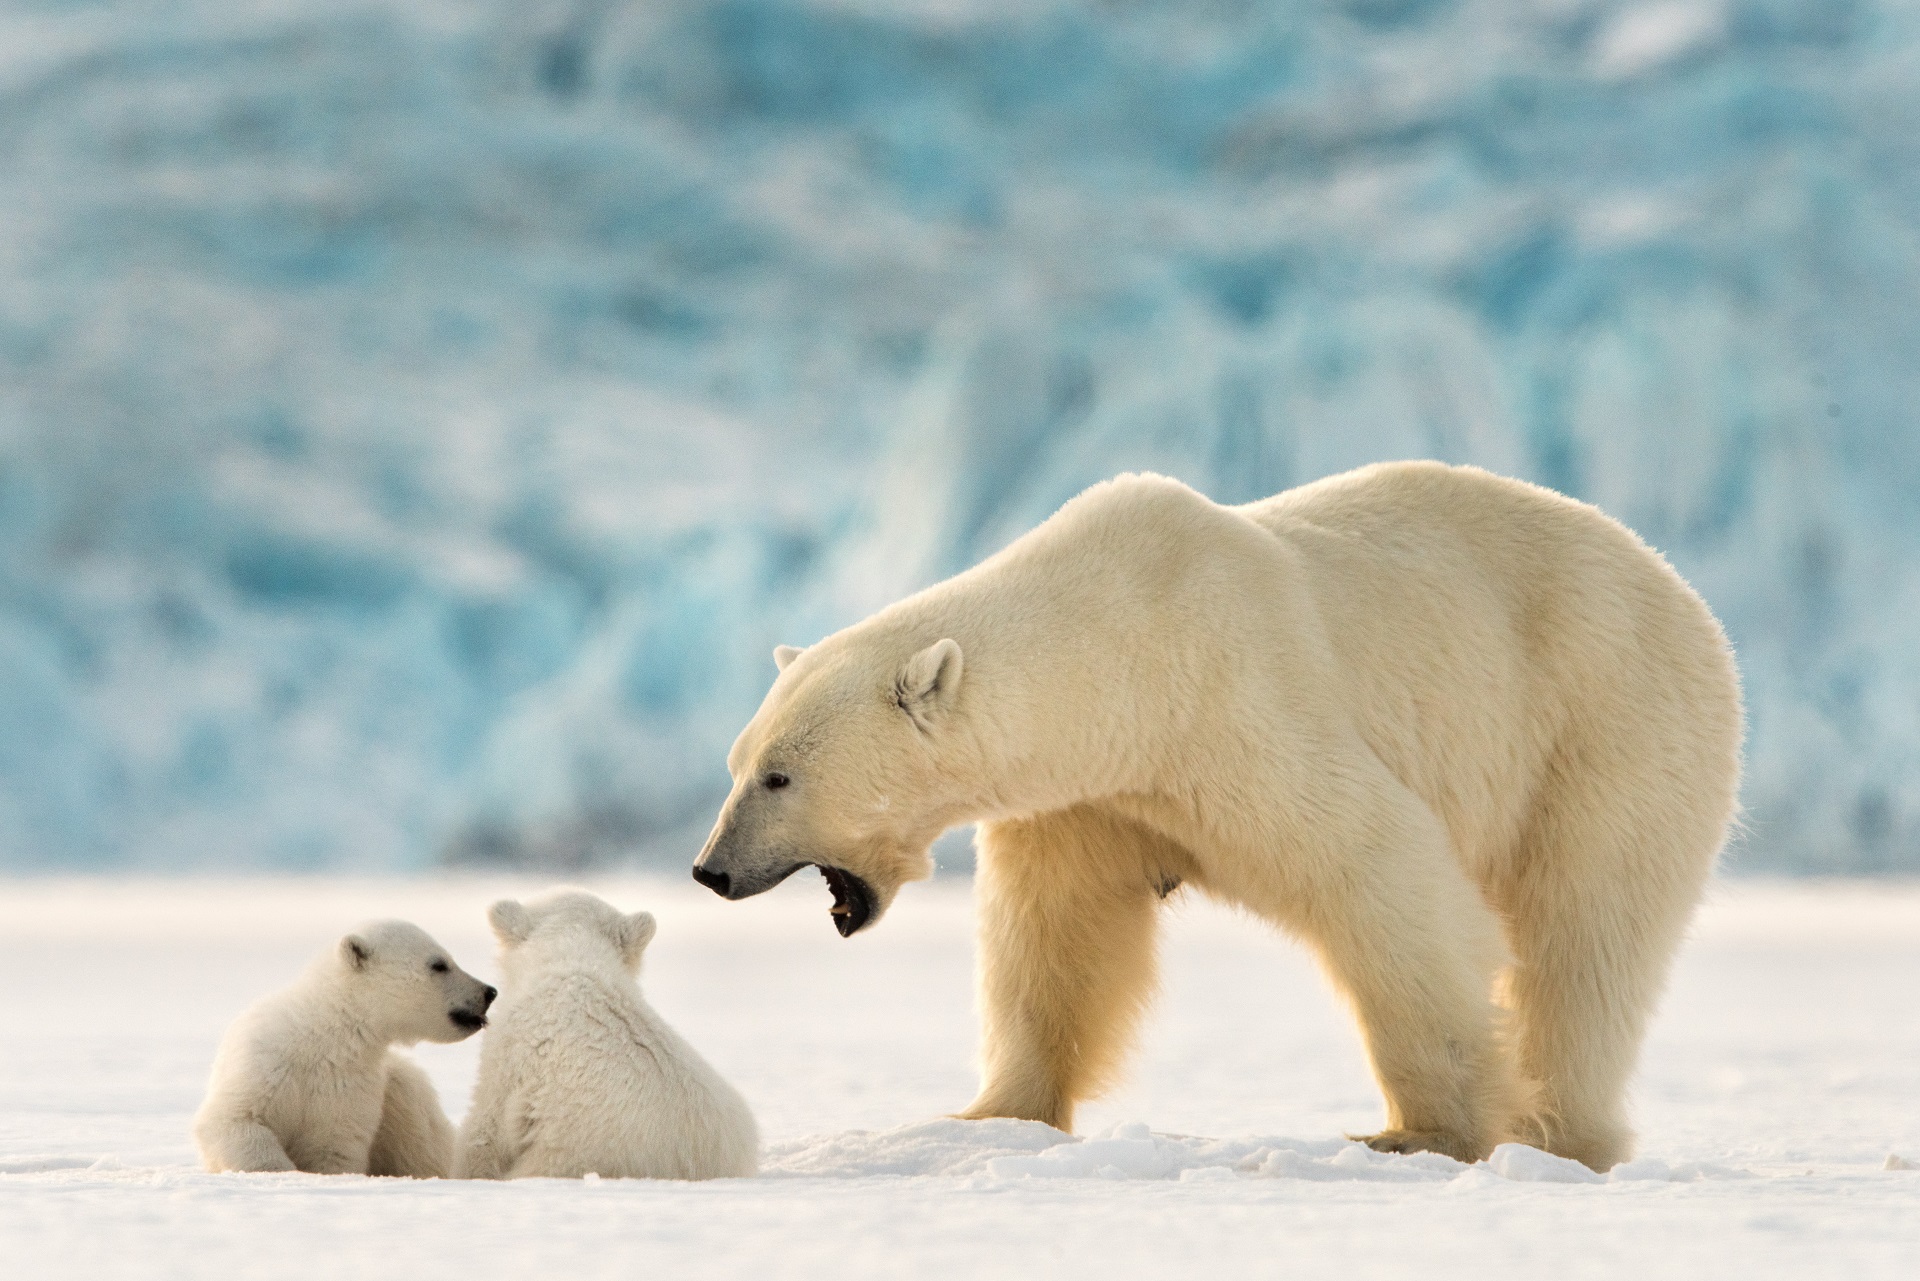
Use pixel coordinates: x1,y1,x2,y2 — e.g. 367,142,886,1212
194,920,496,1176
455,889,758,1180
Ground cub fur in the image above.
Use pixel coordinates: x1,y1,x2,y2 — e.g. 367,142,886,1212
455,890,758,1180
194,921,495,1175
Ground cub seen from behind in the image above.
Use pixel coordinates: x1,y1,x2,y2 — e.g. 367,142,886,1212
455,890,758,1180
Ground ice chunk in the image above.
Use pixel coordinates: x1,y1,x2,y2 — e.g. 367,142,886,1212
1486,1144,1606,1184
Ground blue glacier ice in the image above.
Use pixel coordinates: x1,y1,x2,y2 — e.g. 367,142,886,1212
2,0,1918,872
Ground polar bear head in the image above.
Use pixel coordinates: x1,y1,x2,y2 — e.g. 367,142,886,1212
333,920,496,1044
692,634,972,937
486,890,657,981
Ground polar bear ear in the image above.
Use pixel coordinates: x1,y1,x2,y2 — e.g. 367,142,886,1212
773,644,803,672
488,900,533,948
340,934,373,971
893,638,963,729
615,912,656,969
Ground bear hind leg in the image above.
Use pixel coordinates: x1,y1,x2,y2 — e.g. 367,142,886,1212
1315,873,1526,1165
1254,784,1527,1164
1492,756,1728,1171
958,806,1181,1132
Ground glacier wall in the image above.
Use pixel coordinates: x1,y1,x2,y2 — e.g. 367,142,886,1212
2,0,1917,872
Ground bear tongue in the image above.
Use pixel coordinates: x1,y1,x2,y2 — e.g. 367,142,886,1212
822,866,852,919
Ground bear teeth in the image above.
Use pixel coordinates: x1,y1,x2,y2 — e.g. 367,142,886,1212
819,865,871,937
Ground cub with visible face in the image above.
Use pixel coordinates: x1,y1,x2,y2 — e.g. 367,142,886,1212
454,889,758,1181
194,921,495,1175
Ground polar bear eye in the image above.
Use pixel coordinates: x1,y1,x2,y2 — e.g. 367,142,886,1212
763,771,791,791
430,960,449,974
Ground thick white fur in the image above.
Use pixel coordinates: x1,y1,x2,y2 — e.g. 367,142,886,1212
455,890,759,1180
703,462,1743,1171
194,921,493,1175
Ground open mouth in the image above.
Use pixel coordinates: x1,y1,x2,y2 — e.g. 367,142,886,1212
819,865,875,937
449,1010,487,1032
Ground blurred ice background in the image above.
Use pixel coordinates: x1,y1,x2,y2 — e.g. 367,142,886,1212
2,0,1916,874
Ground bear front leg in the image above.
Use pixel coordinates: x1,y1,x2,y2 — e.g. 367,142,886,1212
453,1122,511,1181
195,1115,297,1173
366,1054,456,1178
958,807,1171,1133
452,1067,520,1180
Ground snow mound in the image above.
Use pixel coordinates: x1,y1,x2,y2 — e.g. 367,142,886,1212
0,1155,100,1175
1487,1142,1605,1183
766,1120,1738,1184
763,1117,1076,1178
9,1129,1749,1187
1608,1155,1748,1182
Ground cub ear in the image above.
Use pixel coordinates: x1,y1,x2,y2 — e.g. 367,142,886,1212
893,638,963,729
339,934,372,971
773,644,803,672
488,900,533,947
616,912,657,968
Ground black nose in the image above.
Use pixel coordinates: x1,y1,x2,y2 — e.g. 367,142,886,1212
691,864,730,897
482,986,498,1008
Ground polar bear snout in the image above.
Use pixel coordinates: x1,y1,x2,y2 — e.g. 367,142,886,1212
447,985,496,1034
691,857,805,900
690,863,733,897
692,823,807,901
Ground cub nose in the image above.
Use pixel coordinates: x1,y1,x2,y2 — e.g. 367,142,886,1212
691,865,731,897
482,986,498,1008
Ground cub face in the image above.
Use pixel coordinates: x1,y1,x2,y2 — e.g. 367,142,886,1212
336,920,496,1044
692,635,970,937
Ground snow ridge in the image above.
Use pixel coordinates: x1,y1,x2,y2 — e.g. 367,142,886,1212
763,1118,1742,1184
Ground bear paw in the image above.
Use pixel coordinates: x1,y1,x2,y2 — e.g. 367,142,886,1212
1352,1129,1487,1164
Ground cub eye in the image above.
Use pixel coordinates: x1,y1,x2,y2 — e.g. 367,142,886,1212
763,771,790,791
430,960,449,974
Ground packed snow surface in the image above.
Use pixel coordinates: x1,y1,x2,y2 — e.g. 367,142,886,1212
4,1,1920,873
3,877,1917,1278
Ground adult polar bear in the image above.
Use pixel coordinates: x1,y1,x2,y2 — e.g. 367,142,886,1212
693,462,1742,1170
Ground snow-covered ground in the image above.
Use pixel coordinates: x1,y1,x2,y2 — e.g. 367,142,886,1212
3,875,1917,1278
